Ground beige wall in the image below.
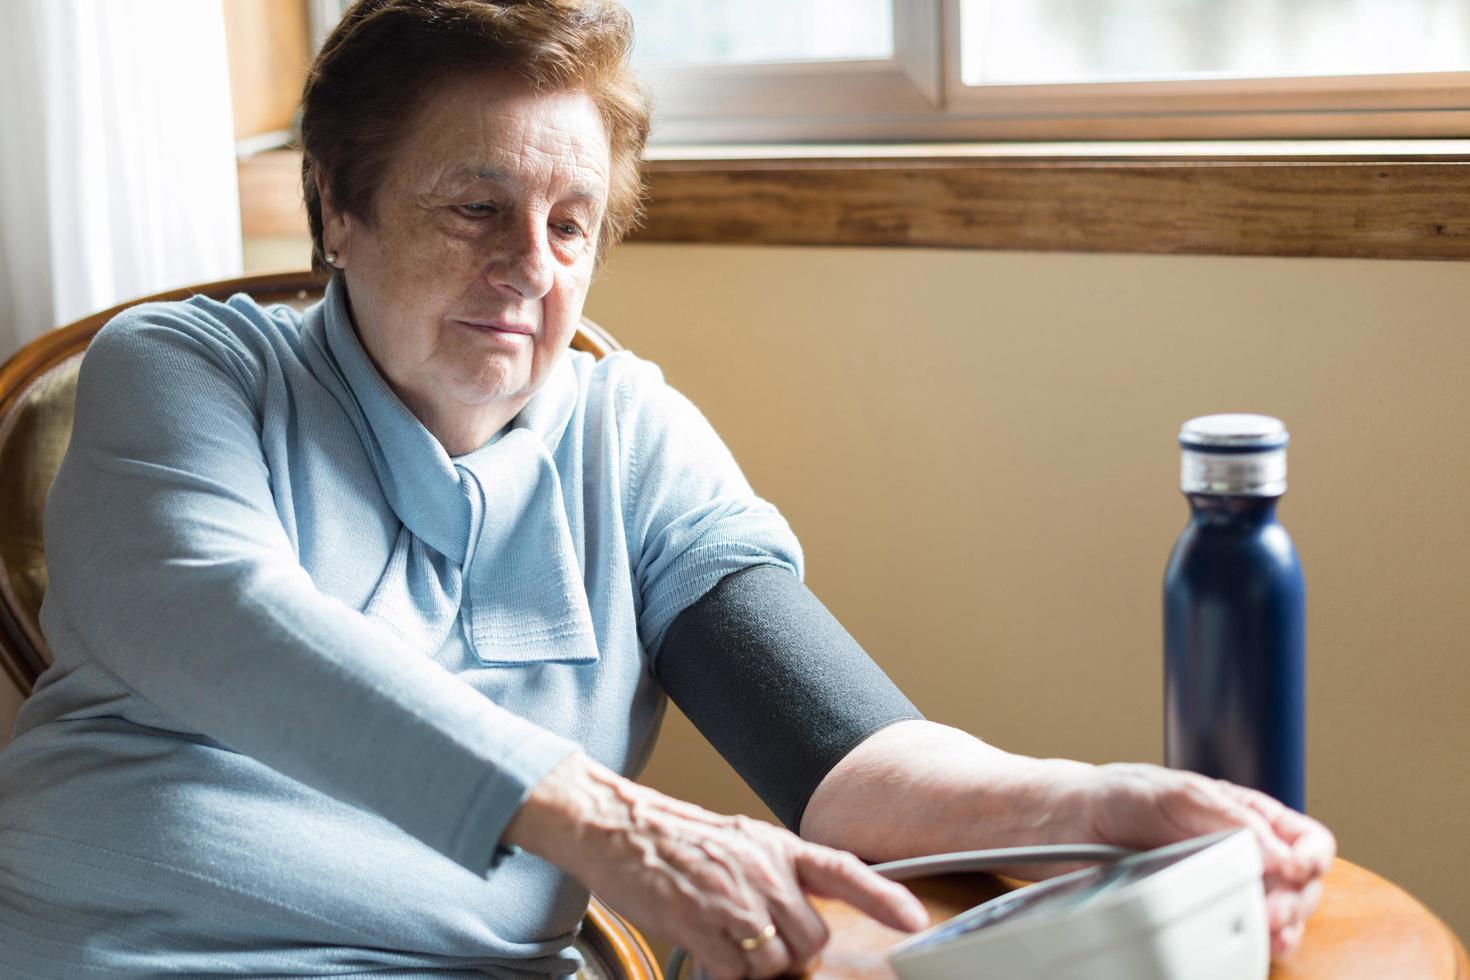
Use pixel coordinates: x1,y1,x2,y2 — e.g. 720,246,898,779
4,241,1465,950
583,245,1470,948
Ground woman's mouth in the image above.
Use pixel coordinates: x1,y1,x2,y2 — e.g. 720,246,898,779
455,318,533,339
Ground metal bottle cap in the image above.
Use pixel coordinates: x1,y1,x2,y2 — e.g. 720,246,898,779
1179,414,1288,496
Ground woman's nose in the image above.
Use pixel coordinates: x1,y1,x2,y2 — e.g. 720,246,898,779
488,217,555,300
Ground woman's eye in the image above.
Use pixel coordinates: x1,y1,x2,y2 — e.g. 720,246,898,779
455,202,499,219
552,221,585,240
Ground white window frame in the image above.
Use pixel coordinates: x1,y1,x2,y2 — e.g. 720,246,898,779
642,1,941,142
645,0,1470,143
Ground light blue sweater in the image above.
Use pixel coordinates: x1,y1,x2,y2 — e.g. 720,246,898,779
0,277,802,977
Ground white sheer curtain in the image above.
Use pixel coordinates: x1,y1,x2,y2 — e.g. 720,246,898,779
0,0,242,360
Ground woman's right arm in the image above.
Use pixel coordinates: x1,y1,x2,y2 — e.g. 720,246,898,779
48,308,922,976
504,751,928,980
44,302,581,874
497,356,928,978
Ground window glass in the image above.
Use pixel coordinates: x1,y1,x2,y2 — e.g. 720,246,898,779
960,0,1470,85
621,0,893,67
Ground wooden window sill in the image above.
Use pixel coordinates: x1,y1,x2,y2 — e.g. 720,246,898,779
239,141,1470,262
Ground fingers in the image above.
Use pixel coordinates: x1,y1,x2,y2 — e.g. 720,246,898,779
677,918,791,980
690,897,814,980
726,820,831,974
570,778,921,979
1156,774,1295,875
650,816,848,980
1275,876,1324,927
1197,780,1333,963
1267,880,1316,960
1090,763,1291,875
684,930,749,980
1213,780,1337,883
794,844,929,934
1299,876,1324,919
1259,871,1324,963
725,916,795,980
733,829,920,977
763,875,831,970
1264,875,1324,930
1085,765,1334,964
1272,919,1306,959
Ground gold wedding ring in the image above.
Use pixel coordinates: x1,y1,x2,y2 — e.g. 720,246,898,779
738,923,777,951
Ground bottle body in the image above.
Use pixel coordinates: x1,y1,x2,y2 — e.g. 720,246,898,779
1164,494,1306,812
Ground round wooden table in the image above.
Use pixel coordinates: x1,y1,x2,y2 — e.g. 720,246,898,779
801,858,1468,979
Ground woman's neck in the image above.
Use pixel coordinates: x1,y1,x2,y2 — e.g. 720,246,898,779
398,388,530,457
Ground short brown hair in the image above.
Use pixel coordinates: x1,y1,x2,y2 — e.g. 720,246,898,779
300,0,650,272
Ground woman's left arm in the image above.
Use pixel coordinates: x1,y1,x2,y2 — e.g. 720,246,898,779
799,720,1336,960
615,356,1333,959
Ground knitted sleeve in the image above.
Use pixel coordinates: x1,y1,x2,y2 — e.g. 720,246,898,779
41,300,580,877
610,353,804,660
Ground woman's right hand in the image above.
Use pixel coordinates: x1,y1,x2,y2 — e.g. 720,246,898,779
504,751,930,979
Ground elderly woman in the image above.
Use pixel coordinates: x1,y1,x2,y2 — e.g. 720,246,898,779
0,0,1334,977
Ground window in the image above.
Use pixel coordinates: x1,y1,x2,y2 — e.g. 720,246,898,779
623,0,940,135
627,0,893,66
625,0,1470,143
234,1,1469,262
960,0,1470,84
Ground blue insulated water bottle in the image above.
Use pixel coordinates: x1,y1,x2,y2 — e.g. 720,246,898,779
1164,414,1306,812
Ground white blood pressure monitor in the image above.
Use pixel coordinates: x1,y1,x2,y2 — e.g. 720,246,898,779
885,829,1268,980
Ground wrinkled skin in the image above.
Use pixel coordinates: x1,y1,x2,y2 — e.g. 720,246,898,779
507,752,929,980
1078,761,1333,960
510,738,1335,979
318,71,607,455
318,64,1335,980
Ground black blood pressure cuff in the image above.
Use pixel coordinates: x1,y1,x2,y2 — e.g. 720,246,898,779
654,564,924,832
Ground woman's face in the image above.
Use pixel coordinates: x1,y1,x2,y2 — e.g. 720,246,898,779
322,71,611,453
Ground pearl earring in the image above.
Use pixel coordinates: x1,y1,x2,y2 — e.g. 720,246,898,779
325,250,339,267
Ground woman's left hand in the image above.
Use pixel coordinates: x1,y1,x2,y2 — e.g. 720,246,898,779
805,723,1336,961
1075,762,1336,960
